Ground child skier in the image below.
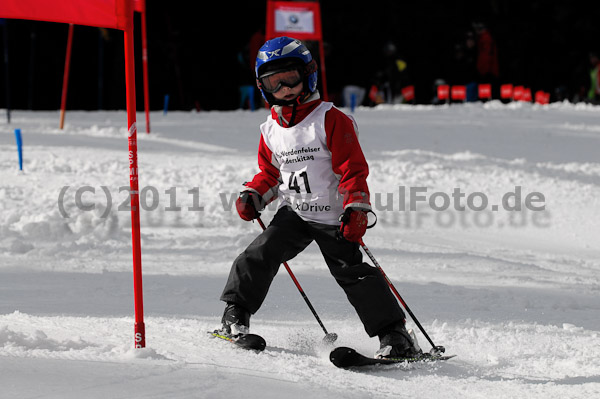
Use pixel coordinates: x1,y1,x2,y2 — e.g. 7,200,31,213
217,36,420,359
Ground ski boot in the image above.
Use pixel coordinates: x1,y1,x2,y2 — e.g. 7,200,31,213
375,322,422,359
217,302,250,337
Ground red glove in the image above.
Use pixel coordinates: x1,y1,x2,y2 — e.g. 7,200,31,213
235,191,264,221
339,208,369,242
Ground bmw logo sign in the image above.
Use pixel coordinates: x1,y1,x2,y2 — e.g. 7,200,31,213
289,15,299,24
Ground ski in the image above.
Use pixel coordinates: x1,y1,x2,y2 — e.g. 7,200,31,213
330,346,456,369
208,331,267,352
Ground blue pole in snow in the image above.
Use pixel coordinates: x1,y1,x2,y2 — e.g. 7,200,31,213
163,94,169,115
14,128,22,171
350,93,356,113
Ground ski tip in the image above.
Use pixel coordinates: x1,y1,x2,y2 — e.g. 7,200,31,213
236,333,267,352
329,347,358,368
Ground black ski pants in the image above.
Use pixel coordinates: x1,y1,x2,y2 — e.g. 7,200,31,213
220,206,405,337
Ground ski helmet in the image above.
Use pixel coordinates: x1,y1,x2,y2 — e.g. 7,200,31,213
255,37,318,105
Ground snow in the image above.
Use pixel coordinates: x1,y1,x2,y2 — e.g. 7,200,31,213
1,101,599,398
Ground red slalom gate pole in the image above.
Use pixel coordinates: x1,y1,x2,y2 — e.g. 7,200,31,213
140,5,150,133
124,14,145,348
59,23,74,130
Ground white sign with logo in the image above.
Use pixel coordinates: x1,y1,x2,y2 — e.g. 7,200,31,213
275,9,314,33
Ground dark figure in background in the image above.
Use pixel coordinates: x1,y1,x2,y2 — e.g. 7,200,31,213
448,32,477,84
472,21,499,85
236,49,257,110
587,52,600,103
448,31,478,101
238,29,265,110
465,30,477,68
373,41,411,104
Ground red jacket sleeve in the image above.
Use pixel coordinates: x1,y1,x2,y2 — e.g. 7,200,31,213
244,134,280,205
325,108,371,210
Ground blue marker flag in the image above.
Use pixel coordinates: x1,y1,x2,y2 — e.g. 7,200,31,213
163,94,170,115
14,128,23,170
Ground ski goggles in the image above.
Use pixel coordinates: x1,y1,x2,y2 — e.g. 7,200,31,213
258,68,303,93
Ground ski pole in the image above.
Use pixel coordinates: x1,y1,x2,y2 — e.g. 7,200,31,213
359,238,445,355
257,217,337,343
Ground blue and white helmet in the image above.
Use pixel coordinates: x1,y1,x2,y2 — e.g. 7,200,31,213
255,37,318,104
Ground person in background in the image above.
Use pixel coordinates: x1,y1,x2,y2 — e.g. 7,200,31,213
472,21,499,84
238,28,265,110
369,41,411,104
587,52,600,103
448,31,478,101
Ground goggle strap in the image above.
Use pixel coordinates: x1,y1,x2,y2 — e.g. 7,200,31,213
305,59,317,74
